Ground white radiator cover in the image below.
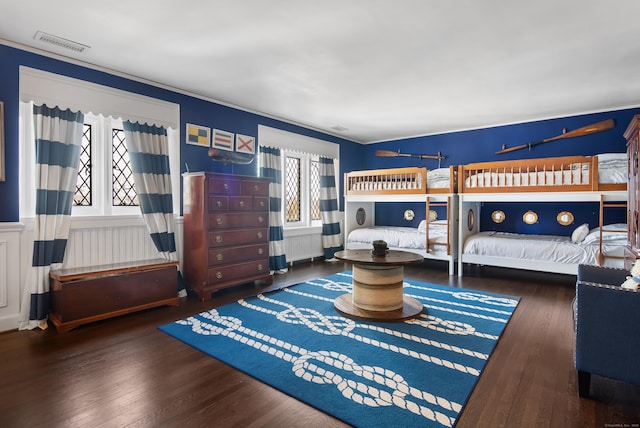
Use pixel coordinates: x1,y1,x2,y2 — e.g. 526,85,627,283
284,232,324,263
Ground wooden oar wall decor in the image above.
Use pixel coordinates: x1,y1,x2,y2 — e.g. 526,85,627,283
375,150,446,168
496,119,615,155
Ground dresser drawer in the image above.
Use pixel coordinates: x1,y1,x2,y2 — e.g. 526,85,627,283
209,212,268,229
208,177,241,195
208,229,268,247
242,179,269,196
229,196,253,211
208,259,270,284
208,243,268,265
253,196,269,211
209,196,229,211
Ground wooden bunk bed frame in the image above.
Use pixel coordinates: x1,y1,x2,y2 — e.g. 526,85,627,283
344,166,458,275
456,155,628,276
457,155,626,194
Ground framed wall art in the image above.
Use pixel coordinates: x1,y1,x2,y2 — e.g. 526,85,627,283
212,129,234,151
0,101,4,181
186,123,210,147
235,134,256,155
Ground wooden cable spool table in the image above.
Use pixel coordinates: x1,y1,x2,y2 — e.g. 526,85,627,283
334,249,424,321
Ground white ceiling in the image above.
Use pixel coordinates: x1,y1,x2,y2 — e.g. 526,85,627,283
2,1,640,143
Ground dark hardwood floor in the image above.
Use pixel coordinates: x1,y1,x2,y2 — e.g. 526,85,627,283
1,260,639,427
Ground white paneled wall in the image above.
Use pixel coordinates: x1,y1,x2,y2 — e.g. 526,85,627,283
0,223,24,332
0,214,333,332
62,217,184,269
63,224,159,268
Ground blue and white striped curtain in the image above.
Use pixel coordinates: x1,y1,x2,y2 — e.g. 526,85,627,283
122,121,185,296
319,157,343,259
19,105,84,330
259,145,288,273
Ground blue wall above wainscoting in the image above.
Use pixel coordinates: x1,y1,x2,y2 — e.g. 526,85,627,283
0,42,362,222
361,107,639,234
364,108,637,169
1,41,639,229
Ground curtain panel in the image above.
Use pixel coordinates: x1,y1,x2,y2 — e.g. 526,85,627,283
122,121,185,296
319,156,343,259
259,145,288,273
19,105,84,330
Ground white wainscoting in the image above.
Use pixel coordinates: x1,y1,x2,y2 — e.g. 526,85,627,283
0,214,335,332
61,216,184,270
0,223,24,332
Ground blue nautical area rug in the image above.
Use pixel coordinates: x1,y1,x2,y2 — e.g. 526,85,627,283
159,272,519,428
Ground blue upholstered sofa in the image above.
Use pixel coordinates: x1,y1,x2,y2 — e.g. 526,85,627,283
575,264,640,397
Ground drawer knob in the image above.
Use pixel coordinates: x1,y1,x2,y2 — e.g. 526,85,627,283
215,235,223,243
216,272,223,279
257,264,263,271
258,248,263,255
239,201,245,207
216,253,223,261
224,183,229,190
216,200,223,208
216,217,224,225
258,216,264,223
257,232,263,239
254,184,259,191
259,201,265,207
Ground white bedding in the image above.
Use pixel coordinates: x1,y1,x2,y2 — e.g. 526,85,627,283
426,168,451,189
463,225,627,266
465,153,626,188
348,220,449,249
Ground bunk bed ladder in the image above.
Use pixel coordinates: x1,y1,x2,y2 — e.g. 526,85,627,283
425,196,451,255
598,194,627,266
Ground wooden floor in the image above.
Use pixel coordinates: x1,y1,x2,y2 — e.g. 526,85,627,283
1,260,639,428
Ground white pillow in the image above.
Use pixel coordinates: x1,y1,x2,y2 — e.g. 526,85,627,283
418,220,427,233
571,223,590,243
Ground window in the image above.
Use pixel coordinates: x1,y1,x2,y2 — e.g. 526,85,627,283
71,114,139,216
257,124,340,231
74,124,92,206
19,67,181,221
283,151,322,227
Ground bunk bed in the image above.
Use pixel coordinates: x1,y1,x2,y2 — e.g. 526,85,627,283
343,166,458,274
456,154,629,276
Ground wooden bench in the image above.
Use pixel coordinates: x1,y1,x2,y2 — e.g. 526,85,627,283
49,259,180,333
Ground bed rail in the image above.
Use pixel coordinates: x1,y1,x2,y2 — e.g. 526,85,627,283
345,166,455,195
458,155,624,193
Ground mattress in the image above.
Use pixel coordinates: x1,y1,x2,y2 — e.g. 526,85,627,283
347,220,449,249
462,226,627,266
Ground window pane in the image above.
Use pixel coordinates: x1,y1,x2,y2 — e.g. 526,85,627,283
310,160,321,220
112,129,139,206
74,124,92,206
285,156,300,222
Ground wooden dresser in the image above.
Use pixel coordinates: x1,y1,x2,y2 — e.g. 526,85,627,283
624,115,640,267
183,172,273,300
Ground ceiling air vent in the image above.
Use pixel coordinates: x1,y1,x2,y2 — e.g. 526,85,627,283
331,125,349,132
33,31,89,53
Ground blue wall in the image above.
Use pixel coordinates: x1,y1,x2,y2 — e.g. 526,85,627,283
0,43,363,222
368,109,638,234
1,41,637,234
